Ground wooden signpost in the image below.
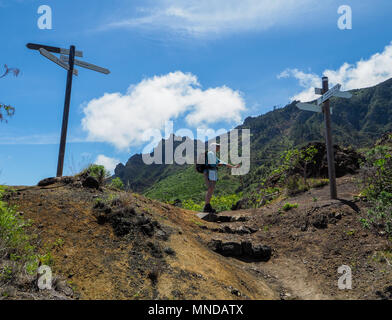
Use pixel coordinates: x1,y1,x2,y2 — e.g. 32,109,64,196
296,76,352,199
27,43,110,177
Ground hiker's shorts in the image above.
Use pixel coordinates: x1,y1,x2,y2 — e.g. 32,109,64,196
204,169,218,182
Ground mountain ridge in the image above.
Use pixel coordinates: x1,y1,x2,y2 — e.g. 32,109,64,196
114,78,392,200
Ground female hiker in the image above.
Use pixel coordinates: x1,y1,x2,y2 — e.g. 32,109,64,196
202,143,240,214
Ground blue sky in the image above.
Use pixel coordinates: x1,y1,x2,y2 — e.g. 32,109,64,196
1,0,392,185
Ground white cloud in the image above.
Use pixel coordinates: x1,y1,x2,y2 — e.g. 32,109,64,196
279,42,392,102
81,71,245,150
103,0,323,37
95,155,120,173
277,69,321,102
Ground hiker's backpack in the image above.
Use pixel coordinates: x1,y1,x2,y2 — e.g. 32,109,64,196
196,152,209,174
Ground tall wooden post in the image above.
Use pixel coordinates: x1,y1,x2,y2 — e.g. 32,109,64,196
56,45,76,177
322,76,337,199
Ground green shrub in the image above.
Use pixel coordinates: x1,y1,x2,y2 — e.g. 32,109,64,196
309,178,329,188
286,175,309,196
0,187,59,276
278,145,318,185
282,202,299,211
109,177,125,190
0,187,37,274
38,251,54,267
182,194,242,213
360,146,392,234
81,164,110,186
0,266,13,282
210,194,242,212
182,199,204,212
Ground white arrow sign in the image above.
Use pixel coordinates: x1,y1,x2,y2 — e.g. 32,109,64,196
297,103,322,113
39,48,78,76
297,102,334,114
60,56,110,75
27,43,83,58
333,90,352,99
317,84,341,105
315,88,323,95
316,84,352,105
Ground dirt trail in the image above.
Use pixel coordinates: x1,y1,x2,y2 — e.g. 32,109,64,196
199,175,392,300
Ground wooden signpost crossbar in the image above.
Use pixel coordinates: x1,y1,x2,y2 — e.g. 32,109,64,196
27,43,110,177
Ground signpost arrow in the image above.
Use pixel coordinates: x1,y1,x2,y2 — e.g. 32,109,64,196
317,84,341,105
60,55,110,75
333,91,353,99
27,43,83,58
39,49,78,76
316,84,353,105
297,102,333,114
297,103,322,113
315,88,323,95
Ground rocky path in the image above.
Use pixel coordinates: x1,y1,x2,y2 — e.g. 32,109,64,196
196,175,392,300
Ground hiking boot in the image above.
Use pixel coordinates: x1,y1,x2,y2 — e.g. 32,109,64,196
203,204,216,214
203,204,212,212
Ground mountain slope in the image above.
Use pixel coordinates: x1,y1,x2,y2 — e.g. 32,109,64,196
3,174,391,300
3,182,275,300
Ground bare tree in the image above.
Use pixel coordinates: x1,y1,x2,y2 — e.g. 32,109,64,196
0,64,20,123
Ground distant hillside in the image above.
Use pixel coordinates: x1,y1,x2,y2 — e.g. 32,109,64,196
114,78,392,202
115,136,200,193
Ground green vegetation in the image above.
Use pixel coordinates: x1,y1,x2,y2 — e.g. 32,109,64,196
282,202,299,211
82,164,111,186
263,225,271,232
145,165,241,203
0,186,39,277
346,229,356,237
286,175,329,196
360,145,392,234
182,194,243,213
278,145,318,185
372,250,392,264
94,193,121,208
0,186,64,284
109,177,125,190
244,186,281,208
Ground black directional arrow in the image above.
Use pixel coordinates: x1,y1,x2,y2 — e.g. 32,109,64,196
26,43,83,58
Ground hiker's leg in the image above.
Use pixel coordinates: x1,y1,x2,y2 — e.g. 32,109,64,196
204,172,211,204
205,181,216,205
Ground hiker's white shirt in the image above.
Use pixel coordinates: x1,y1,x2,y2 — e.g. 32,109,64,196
207,151,218,167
